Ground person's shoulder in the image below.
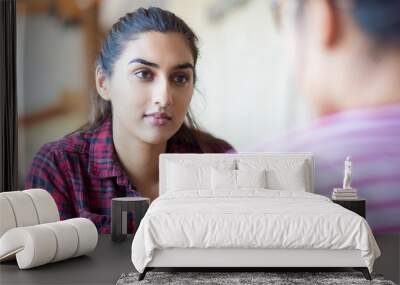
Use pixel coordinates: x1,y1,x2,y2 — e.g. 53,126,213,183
34,123,107,165
38,130,90,157
195,130,236,153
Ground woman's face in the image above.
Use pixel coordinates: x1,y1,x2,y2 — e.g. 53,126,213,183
100,31,194,145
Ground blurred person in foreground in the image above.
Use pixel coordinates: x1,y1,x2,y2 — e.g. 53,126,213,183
264,0,400,233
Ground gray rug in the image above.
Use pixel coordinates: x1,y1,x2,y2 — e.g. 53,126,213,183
116,271,396,285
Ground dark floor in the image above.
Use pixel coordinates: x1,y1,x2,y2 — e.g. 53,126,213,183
0,234,398,285
373,234,400,284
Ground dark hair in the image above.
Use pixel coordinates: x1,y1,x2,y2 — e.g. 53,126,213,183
296,0,400,48
97,7,199,78
81,7,203,147
351,0,400,47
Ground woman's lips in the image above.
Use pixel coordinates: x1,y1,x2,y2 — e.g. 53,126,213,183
143,112,172,126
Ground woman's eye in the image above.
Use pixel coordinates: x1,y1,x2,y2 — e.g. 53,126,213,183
172,74,190,85
133,70,153,80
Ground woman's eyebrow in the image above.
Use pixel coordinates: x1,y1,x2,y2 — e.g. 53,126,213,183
128,58,194,70
174,63,194,70
128,58,159,67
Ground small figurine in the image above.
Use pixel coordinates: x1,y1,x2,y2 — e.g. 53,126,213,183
342,156,352,189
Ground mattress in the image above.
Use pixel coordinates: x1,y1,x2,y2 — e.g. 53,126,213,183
131,190,380,273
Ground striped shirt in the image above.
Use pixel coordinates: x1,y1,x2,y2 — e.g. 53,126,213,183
25,118,234,233
258,103,400,233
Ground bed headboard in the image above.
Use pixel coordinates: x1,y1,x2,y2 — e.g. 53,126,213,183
159,153,315,195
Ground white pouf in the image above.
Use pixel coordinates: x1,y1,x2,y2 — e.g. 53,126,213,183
0,218,98,269
23,189,60,224
0,196,17,237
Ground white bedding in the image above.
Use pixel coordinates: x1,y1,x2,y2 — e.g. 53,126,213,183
131,190,380,273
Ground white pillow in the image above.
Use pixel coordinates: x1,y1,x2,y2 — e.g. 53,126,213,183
236,169,267,188
211,168,236,189
238,159,309,191
166,160,235,191
211,169,268,190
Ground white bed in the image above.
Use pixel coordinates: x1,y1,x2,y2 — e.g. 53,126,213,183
131,153,380,280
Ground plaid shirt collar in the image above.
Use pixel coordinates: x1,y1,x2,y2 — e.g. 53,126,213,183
87,118,125,181
86,117,187,184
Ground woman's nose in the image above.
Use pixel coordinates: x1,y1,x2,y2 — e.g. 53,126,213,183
152,79,173,108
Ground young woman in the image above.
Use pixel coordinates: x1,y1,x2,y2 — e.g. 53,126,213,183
25,7,234,233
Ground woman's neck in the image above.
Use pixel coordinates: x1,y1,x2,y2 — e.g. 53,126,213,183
112,120,166,190
333,49,400,112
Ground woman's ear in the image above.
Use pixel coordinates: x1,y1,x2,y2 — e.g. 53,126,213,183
309,0,339,48
95,66,111,101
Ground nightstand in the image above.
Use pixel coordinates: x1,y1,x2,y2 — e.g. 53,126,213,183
332,199,366,218
111,197,150,241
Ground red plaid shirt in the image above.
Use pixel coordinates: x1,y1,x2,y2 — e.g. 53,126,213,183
25,118,233,233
